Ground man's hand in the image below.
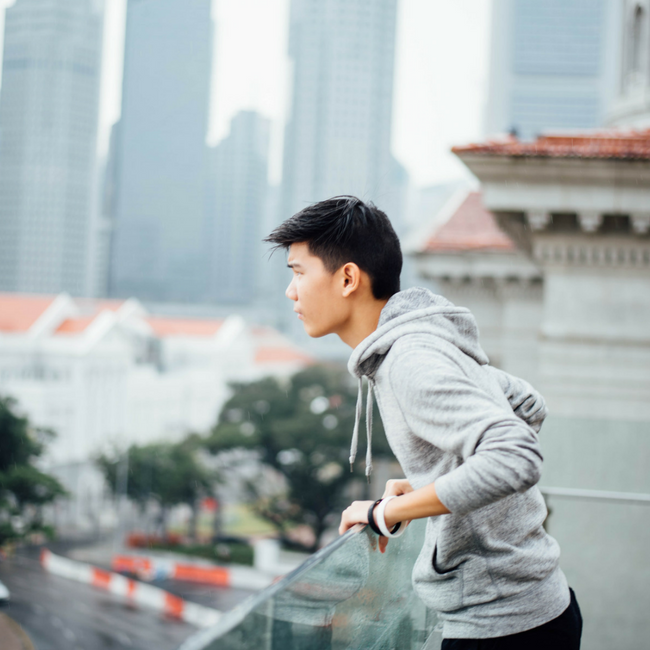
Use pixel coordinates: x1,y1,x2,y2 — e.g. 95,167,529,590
382,478,413,499
338,499,374,536
339,479,416,554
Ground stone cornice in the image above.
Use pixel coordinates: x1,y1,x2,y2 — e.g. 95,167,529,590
532,235,650,269
457,153,650,186
412,249,541,282
436,276,544,300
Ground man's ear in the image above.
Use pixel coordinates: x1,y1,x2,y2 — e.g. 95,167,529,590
341,262,362,297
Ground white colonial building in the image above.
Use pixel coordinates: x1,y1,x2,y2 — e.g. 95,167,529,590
0,293,313,529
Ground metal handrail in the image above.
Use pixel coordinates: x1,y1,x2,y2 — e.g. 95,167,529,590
540,486,650,505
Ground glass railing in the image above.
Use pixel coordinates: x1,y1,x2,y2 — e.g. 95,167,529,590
178,519,441,650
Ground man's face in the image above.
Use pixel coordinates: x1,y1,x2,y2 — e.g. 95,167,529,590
286,243,351,338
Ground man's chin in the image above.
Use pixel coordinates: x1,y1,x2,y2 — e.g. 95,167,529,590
303,322,331,339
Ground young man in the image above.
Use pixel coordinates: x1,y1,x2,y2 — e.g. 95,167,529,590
265,196,582,649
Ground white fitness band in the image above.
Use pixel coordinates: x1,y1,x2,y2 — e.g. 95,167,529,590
376,496,406,538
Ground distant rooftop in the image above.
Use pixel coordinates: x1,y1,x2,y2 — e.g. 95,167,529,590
145,317,225,338
0,294,56,332
421,191,515,254
452,129,650,160
55,316,98,335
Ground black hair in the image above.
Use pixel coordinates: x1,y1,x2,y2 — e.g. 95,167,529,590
264,196,402,300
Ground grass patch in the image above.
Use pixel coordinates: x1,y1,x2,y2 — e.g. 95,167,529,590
148,540,254,566
222,503,277,536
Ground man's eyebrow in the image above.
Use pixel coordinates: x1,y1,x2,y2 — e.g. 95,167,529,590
287,262,302,269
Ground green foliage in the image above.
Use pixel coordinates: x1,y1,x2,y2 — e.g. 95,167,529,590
0,396,67,546
148,541,253,566
205,364,393,550
97,437,221,538
0,397,45,471
1,465,66,508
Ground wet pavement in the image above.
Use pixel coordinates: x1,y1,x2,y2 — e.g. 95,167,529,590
0,612,35,650
0,547,255,650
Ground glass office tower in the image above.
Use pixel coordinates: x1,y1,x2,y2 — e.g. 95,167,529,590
0,0,103,295
486,0,619,139
109,0,213,303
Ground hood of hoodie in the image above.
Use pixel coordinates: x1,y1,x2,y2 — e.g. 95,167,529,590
348,287,489,380
346,287,489,480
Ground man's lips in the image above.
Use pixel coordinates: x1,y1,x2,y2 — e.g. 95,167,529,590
294,309,304,320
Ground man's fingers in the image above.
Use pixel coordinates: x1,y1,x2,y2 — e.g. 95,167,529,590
379,536,389,553
382,478,414,499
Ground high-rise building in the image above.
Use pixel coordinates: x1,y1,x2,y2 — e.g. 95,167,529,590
109,0,213,303
0,0,104,295
207,111,270,305
281,0,400,219
92,121,120,299
486,0,621,139
271,0,401,355
608,0,650,126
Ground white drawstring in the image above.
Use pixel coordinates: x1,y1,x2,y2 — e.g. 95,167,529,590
365,380,374,482
349,378,363,472
349,376,374,482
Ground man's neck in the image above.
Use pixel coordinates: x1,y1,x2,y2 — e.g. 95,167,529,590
337,298,389,349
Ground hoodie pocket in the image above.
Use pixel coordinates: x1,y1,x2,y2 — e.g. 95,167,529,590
412,538,464,612
432,545,462,575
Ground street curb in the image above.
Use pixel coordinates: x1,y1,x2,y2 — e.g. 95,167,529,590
40,549,221,628
0,613,36,650
112,554,274,590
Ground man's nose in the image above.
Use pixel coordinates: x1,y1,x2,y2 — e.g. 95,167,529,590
285,278,297,300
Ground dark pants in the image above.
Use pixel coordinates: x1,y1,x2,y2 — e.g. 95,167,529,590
442,588,582,650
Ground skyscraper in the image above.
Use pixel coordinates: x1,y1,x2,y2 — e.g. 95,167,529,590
207,111,270,305
109,0,213,303
608,0,650,127
486,0,620,139
0,0,103,295
281,0,399,219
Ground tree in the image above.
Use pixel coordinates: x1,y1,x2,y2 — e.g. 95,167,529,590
0,396,66,545
97,437,219,541
205,364,394,551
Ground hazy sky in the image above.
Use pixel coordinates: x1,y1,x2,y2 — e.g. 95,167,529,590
0,0,492,187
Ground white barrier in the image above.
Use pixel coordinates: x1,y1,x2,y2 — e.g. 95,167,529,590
112,554,274,591
40,549,221,628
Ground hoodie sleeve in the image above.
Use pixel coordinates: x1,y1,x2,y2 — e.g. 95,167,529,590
388,348,543,516
484,366,548,433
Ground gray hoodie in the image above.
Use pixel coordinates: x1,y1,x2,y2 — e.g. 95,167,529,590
347,287,569,639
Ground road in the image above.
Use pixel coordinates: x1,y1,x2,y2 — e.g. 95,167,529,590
0,549,255,650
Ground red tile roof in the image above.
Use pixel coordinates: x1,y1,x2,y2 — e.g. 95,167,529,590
52,299,129,334
424,192,515,253
145,317,225,338
452,129,650,160
55,317,97,334
0,293,56,332
254,347,314,365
